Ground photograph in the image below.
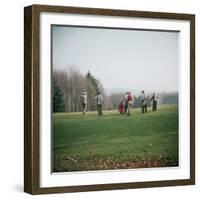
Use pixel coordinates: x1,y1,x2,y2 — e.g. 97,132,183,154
52,25,179,172
24,5,195,194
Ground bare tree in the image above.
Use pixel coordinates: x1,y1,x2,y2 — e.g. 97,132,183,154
52,67,114,112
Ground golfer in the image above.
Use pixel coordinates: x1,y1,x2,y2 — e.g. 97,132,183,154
151,93,158,112
80,91,87,114
95,92,104,116
118,101,124,114
141,90,147,113
127,92,133,116
124,92,128,114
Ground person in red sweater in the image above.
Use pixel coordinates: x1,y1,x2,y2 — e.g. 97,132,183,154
118,101,124,114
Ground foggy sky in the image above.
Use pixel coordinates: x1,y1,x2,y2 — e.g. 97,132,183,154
52,25,178,93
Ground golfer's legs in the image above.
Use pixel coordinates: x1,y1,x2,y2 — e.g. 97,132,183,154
154,101,157,111
128,102,132,115
97,105,102,116
97,105,100,115
82,104,86,114
124,102,128,114
84,103,87,113
152,102,155,111
100,105,103,115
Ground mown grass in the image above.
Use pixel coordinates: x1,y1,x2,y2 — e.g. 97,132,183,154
53,105,178,172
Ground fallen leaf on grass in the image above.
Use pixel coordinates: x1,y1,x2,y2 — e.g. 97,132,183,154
64,156,77,163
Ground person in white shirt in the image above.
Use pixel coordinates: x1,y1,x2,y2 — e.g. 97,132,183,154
141,90,147,113
150,93,158,112
80,91,87,114
127,92,134,116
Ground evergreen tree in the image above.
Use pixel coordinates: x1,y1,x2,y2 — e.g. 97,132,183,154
53,86,65,112
86,71,99,93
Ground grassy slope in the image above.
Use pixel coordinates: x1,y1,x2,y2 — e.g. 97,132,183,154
53,105,178,172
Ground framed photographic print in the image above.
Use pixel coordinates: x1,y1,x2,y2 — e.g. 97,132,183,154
24,4,195,194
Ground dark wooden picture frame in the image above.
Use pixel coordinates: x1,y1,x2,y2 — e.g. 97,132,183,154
24,4,195,195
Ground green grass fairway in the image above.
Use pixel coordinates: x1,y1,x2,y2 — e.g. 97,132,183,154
53,105,178,172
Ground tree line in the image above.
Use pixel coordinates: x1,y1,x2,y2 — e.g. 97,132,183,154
53,68,109,112
53,68,178,112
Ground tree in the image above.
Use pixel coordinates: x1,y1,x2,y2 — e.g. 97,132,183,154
160,92,178,105
86,71,97,111
86,71,110,110
53,68,108,112
53,86,65,112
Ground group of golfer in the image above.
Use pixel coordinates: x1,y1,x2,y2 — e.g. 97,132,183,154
80,91,104,116
118,91,158,116
80,90,158,116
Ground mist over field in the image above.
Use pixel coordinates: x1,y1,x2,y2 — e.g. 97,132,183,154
52,25,178,93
